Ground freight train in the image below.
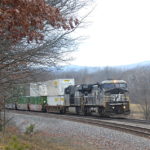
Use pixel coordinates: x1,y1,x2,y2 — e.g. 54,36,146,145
6,79,130,117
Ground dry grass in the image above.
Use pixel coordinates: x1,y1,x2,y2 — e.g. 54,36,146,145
129,104,144,119
0,126,95,150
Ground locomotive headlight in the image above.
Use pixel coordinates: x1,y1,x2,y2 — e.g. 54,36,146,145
123,105,126,109
112,106,115,109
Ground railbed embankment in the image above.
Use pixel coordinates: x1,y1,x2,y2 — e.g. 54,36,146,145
5,111,150,150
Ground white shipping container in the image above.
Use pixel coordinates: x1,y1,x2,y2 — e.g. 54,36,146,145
39,83,47,96
29,104,42,111
47,96,64,106
30,82,48,96
30,83,40,96
5,103,16,109
17,104,28,110
29,79,75,96
46,79,75,96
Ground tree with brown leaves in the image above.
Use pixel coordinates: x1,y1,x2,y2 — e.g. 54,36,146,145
0,0,93,134
0,0,92,101
0,0,79,42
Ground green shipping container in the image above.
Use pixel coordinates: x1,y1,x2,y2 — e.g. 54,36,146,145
28,96,47,111
29,96,47,105
16,96,47,105
18,97,30,104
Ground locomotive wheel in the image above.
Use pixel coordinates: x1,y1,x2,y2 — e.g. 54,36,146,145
15,103,17,110
76,107,87,115
42,107,47,112
27,104,30,111
60,107,66,114
98,107,105,117
76,107,80,115
82,107,88,116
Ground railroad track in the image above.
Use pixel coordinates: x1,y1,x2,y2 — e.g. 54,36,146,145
63,116,150,139
112,117,150,124
7,109,150,139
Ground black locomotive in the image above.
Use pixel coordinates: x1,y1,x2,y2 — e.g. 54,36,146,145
64,80,130,117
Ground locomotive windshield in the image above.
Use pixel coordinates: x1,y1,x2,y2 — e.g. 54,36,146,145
101,83,127,89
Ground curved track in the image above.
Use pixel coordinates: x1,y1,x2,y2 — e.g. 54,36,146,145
7,110,150,139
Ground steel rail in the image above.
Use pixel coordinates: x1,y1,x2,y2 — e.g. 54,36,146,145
7,110,150,139
61,116,150,139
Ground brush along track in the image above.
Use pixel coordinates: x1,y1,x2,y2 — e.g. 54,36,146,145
7,110,150,139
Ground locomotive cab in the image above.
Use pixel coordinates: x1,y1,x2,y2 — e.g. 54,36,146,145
100,80,130,116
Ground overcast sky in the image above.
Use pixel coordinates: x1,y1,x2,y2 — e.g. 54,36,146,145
70,0,150,67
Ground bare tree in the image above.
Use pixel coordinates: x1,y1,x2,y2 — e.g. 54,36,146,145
0,0,93,95
0,0,94,133
127,67,150,120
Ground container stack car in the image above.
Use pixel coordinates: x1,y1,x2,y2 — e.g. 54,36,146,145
9,79,74,112
45,79,75,113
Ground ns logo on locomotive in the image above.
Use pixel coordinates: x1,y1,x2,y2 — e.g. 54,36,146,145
7,79,130,117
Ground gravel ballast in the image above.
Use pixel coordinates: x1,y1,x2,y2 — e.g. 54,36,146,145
7,112,150,150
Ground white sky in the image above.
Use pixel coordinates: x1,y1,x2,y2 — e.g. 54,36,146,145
70,0,150,67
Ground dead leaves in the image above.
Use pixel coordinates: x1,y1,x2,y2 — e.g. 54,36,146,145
0,0,79,43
